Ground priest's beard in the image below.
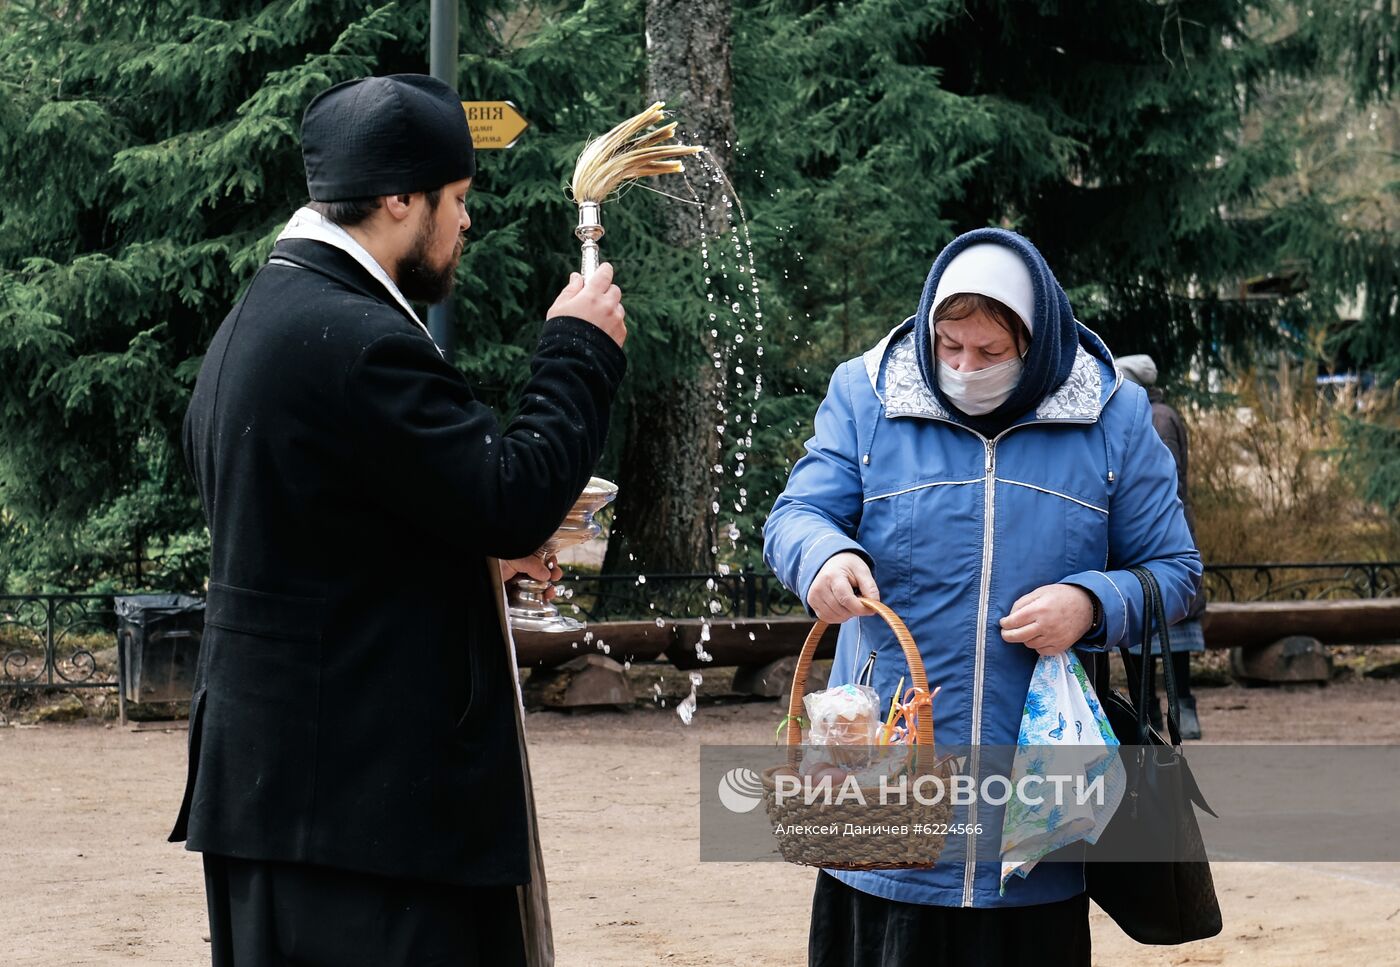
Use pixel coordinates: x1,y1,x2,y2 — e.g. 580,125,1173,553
396,205,462,304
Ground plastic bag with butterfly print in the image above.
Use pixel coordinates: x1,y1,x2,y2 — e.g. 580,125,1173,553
999,650,1127,893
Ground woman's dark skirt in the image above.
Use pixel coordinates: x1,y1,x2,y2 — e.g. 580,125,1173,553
809,871,1091,967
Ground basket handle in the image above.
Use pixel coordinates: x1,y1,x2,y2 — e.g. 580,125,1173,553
782,598,933,761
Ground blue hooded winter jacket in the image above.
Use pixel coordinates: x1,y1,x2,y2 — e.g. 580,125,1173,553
762,229,1202,909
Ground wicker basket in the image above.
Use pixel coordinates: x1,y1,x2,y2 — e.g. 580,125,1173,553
762,598,953,871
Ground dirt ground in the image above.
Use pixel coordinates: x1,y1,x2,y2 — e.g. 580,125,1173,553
3,677,1400,966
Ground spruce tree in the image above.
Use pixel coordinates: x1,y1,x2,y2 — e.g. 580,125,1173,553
0,0,650,591
0,0,417,591
3,0,1389,591
710,0,1318,561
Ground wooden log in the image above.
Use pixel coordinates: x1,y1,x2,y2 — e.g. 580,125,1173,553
514,620,672,668
733,657,834,716
665,617,836,670
1230,635,1333,684
732,656,798,697
521,654,632,708
508,598,1399,674
1203,599,1400,648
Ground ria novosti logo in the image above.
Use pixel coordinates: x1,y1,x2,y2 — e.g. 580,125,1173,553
717,767,765,813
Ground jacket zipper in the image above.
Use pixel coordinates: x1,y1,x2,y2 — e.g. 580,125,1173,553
963,437,997,905
954,386,1126,905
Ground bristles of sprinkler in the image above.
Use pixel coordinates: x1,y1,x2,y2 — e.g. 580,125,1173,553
569,102,704,205
568,102,705,278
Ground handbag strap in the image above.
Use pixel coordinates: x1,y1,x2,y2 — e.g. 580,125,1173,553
1111,571,1154,744
1125,565,1184,747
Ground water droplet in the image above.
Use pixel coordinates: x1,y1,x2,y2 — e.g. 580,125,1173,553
676,691,697,724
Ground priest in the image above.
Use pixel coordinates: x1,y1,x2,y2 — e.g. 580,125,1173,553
173,73,627,966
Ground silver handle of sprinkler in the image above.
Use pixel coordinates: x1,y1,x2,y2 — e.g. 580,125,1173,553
575,202,604,280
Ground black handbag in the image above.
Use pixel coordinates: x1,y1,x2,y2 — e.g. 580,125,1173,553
1085,566,1223,945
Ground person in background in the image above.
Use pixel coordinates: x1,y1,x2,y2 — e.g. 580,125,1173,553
1117,354,1205,740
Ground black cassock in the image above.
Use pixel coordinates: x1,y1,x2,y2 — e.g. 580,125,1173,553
174,236,626,964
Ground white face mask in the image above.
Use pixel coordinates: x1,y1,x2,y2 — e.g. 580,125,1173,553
937,355,1023,415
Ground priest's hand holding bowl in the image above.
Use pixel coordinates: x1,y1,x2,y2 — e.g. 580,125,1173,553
499,556,563,600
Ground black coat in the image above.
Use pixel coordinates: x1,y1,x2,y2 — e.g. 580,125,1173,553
171,237,626,887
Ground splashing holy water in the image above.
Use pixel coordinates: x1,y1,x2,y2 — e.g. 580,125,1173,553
571,139,777,725
671,145,769,722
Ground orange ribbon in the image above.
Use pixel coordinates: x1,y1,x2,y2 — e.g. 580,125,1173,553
880,684,940,746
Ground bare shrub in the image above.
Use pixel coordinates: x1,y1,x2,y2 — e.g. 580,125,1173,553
1185,362,1400,568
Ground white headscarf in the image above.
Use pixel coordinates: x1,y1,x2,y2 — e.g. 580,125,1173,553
930,242,1036,334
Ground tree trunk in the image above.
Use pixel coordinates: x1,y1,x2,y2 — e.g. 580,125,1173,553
603,0,735,576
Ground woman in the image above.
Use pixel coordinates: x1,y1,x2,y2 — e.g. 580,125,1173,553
1116,353,1207,740
763,228,1201,966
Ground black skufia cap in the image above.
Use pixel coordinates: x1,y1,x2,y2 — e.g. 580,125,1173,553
301,74,476,201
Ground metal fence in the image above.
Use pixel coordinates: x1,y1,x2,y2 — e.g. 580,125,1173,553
0,594,119,690
1202,561,1399,603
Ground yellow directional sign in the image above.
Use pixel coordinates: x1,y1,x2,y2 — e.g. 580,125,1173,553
461,101,530,150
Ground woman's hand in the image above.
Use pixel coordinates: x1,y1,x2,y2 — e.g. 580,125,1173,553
999,583,1096,656
807,552,880,624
